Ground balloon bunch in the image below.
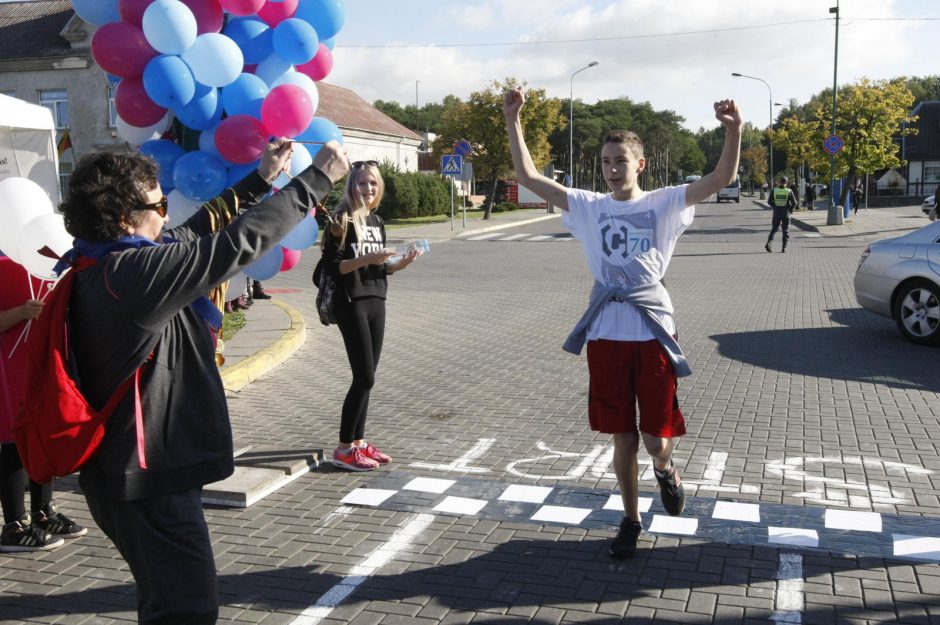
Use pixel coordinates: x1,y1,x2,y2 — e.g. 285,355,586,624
74,0,348,280
0,178,73,282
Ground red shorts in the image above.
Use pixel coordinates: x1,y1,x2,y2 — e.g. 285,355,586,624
586,338,686,438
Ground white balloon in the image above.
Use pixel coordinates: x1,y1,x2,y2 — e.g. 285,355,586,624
116,111,174,146
0,177,55,263
166,189,203,226
17,213,74,280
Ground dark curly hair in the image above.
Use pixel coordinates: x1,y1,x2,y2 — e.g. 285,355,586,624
60,151,160,242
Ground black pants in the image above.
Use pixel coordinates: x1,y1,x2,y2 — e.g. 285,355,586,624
86,489,218,625
768,208,790,244
335,296,386,444
0,442,53,524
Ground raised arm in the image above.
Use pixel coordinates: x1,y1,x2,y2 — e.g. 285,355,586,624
503,87,569,211
685,99,743,207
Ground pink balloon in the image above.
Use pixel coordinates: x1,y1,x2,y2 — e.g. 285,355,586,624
179,0,224,34
91,21,158,78
279,247,301,272
257,0,297,26
295,44,333,82
215,114,269,164
261,84,314,138
115,77,168,127
119,0,155,26
219,0,264,16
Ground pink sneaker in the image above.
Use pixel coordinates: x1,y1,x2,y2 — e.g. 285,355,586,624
359,442,391,465
332,447,378,471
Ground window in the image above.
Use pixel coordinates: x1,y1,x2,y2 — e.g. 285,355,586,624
59,161,73,196
108,86,117,127
39,89,69,128
924,162,940,184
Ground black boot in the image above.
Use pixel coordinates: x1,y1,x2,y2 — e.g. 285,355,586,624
765,240,772,253
251,280,271,300
781,241,788,253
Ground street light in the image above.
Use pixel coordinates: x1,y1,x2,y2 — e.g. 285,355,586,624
732,72,774,185
569,61,599,188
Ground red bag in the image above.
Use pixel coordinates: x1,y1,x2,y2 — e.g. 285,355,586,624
13,258,146,483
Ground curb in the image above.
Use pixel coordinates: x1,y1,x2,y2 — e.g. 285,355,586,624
454,212,561,239
220,299,306,393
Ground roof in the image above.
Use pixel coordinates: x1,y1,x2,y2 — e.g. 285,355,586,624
0,1,74,60
905,100,940,161
316,82,421,141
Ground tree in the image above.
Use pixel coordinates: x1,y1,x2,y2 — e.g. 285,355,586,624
742,145,768,187
432,78,565,218
373,96,463,137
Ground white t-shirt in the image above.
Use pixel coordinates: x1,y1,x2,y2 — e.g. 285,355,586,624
563,186,694,341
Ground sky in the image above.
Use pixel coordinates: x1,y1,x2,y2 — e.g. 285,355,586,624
328,0,937,132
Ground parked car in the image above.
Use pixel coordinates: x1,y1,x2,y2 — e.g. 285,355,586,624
923,195,936,219
854,220,940,345
716,178,741,203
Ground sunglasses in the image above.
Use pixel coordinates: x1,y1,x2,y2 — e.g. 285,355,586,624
139,196,168,218
352,160,379,169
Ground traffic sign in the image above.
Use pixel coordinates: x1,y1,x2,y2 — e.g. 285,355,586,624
453,140,472,158
823,134,844,154
441,154,462,176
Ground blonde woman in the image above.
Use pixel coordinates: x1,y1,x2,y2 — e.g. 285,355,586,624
321,161,421,471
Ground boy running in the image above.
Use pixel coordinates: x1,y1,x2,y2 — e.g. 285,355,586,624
503,87,742,558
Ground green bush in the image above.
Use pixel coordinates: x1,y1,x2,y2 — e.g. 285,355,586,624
493,201,519,213
378,165,451,218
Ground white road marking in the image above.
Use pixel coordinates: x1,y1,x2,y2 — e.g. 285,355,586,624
410,437,494,474
498,233,529,241
290,513,435,625
771,553,804,624
466,232,505,240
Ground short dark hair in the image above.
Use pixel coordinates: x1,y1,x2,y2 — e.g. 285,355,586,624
602,130,644,159
61,152,159,242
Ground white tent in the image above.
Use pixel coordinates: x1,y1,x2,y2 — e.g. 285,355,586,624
0,93,60,202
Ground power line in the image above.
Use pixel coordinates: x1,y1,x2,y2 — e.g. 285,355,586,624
336,17,939,50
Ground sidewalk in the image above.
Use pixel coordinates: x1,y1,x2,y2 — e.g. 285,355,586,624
759,200,929,238
219,207,561,389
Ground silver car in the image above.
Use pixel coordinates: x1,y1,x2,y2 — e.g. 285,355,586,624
854,220,940,345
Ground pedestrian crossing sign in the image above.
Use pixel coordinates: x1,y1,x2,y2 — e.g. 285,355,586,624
441,154,462,176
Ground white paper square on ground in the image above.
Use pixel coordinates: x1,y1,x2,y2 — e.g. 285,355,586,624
824,509,882,532
712,501,761,523
530,505,592,525
893,534,940,561
402,477,456,494
648,515,699,536
339,488,398,507
602,495,653,513
768,527,819,548
498,484,553,504
432,495,488,516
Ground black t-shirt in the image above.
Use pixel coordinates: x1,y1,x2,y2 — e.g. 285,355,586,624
323,211,389,300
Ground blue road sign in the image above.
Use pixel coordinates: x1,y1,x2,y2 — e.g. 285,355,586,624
453,140,472,158
441,154,462,176
823,134,844,154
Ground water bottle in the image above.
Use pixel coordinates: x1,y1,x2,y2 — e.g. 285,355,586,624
386,239,429,264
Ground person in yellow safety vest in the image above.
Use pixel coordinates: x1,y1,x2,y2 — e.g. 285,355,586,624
765,176,797,253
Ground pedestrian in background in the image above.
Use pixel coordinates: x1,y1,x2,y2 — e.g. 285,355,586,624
503,86,742,559
852,178,864,214
765,176,797,253
322,160,422,472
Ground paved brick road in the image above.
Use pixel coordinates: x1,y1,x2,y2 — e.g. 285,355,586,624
2,199,938,624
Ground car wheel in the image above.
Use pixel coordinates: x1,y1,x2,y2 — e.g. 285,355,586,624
893,279,940,345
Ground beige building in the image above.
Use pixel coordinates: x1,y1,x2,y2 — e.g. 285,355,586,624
0,0,422,195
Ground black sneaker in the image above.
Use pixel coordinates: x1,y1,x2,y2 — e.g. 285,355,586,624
764,241,772,253
654,461,686,515
0,517,65,553
34,504,87,539
252,282,271,300
609,518,642,559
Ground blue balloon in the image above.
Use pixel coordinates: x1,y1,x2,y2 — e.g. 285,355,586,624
223,17,272,65
173,150,227,201
72,0,119,26
296,116,343,145
254,53,293,86
143,0,198,55
274,143,311,188
226,161,260,187
106,73,122,86
281,214,319,250
272,19,319,65
221,73,269,118
175,83,223,131
143,55,196,109
321,36,336,50
295,0,346,41
181,33,244,89
244,246,283,281
198,126,221,157
139,139,185,192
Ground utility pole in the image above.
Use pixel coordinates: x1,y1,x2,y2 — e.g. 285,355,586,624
829,1,840,208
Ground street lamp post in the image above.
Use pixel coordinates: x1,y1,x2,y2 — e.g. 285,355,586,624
732,72,774,186
569,61,598,188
